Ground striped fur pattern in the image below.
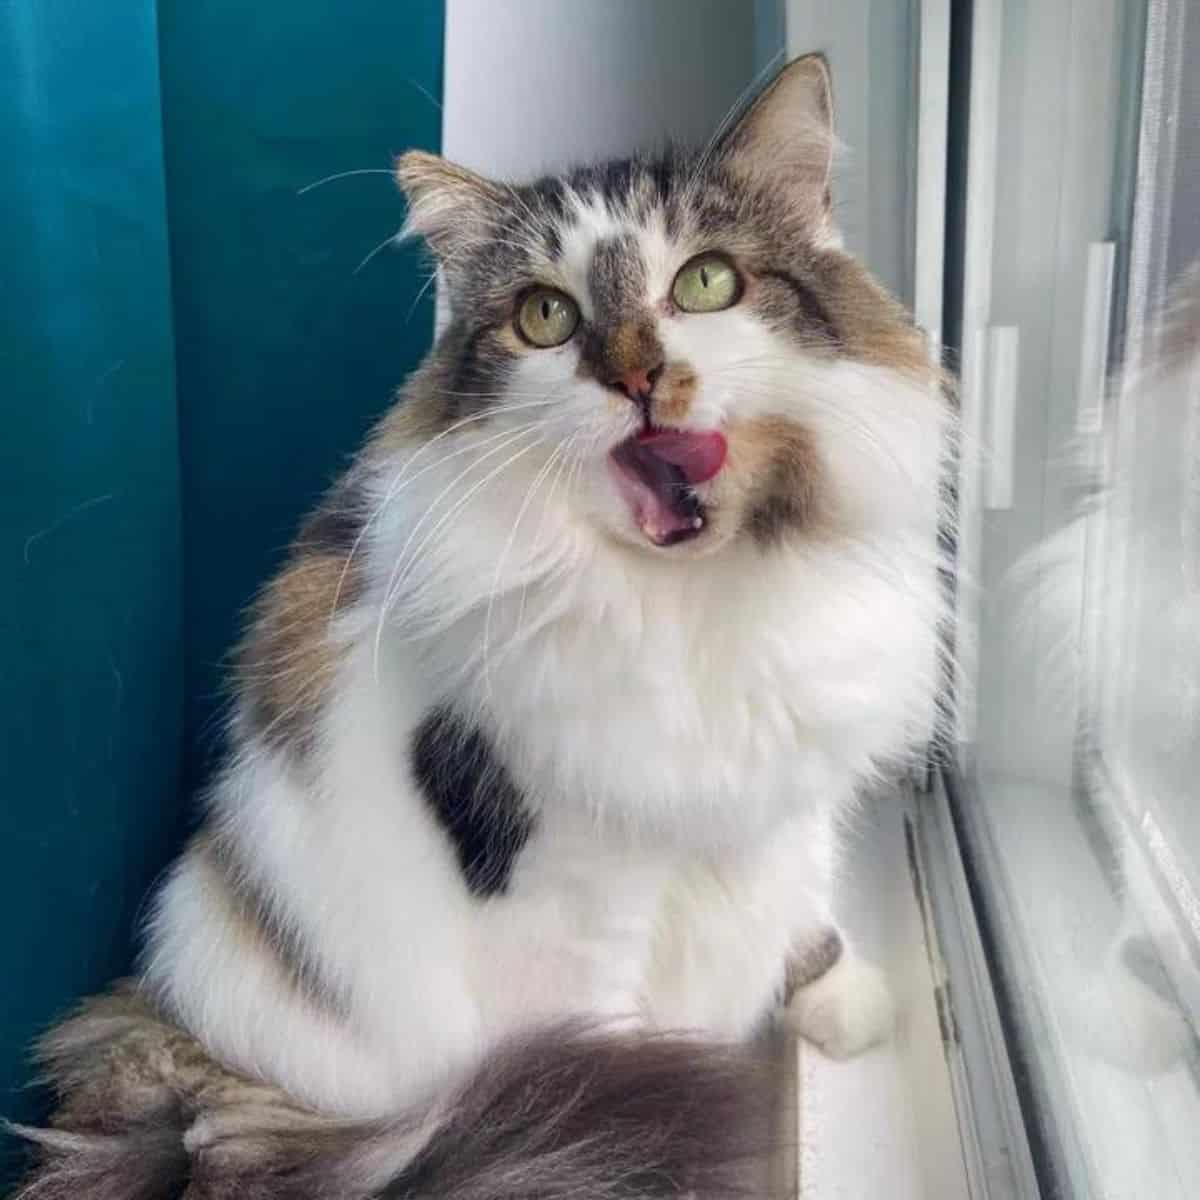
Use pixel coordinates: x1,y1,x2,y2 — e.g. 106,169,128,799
16,56,953,1196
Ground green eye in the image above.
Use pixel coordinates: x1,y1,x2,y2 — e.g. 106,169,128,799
672,254,740,313
516,288,580,347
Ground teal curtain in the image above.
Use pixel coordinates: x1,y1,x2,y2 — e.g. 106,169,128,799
0,0,443,1169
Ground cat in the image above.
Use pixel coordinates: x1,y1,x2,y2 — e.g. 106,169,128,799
14,54,950,1198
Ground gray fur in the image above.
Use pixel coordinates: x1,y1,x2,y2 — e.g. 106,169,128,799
425,148,843,361
587,234,648,327
786,927,844,993
12,988,773,1199
10,1123,191,1200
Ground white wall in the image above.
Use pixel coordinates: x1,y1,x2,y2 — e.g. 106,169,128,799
785,0,920,306
442,0,760,179
443,0,921,311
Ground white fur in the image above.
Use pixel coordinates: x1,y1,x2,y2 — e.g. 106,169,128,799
144,197,946,1117
783,953,895,1057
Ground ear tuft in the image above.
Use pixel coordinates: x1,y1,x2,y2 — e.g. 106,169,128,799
395,150,504,261
720,53,835,211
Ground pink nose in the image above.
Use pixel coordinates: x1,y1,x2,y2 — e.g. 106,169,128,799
617,364,661,400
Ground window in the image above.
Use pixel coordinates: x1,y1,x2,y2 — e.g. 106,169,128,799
948,0,1200,1195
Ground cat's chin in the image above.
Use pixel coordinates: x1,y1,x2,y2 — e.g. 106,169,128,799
600,507,735,559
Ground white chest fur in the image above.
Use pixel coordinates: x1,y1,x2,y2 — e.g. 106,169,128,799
453,532,941,852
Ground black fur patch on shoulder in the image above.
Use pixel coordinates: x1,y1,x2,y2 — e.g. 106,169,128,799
411,707,535,897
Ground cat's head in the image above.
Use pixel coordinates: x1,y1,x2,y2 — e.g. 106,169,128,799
392,55,941,561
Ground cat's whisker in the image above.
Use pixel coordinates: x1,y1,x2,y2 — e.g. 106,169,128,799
373,390,558,488
517,429,580,638
403,232,536,306
682,46,787,204
366,424,544,644
697,375,926,485
372,428,544,682
354,231,401,276
375,434,547,677
328,405,561,623
481,438,570,692
410,222,562,314
501,185,551,254
407,266,442,321
702,351,831,376
566,425,604,508
296,167,395,195
562,431,587,506
434,388,567,401
384,392,555,468
405,76,443,115
375,422,543,615
424,233,533,264
535,429,581,552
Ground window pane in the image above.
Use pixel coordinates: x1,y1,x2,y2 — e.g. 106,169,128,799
952,0,1200,1194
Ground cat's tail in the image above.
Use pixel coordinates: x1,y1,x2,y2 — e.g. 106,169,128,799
9,986,773,1199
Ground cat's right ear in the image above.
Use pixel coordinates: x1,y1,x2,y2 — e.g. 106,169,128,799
719,54,836,216
395,151,505,262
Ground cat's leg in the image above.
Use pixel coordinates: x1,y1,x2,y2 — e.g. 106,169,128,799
643,807,893,1056
773,809,894,1057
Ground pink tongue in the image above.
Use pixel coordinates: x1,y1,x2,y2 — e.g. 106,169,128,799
635,429,728,484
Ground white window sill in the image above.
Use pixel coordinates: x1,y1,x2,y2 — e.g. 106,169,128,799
767,785,980,1199
969,764,1200,1199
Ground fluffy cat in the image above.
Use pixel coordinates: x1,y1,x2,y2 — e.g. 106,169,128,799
15,55,949,1198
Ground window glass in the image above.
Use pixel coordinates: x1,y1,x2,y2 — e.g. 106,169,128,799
952,1,1200,1194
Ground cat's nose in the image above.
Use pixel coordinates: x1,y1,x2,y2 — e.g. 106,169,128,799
612,362,663,403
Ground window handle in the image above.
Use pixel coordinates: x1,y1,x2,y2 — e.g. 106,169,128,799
984,325,1019,510
1077,241,1116,435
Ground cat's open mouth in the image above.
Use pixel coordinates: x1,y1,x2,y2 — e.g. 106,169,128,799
609,427,728,546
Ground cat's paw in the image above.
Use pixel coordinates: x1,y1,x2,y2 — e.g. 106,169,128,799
780,952,894,1058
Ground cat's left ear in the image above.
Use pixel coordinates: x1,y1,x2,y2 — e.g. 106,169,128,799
720,54,835,215
395,150,505,262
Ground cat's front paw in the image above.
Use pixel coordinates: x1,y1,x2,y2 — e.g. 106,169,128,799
780,953,894,1058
